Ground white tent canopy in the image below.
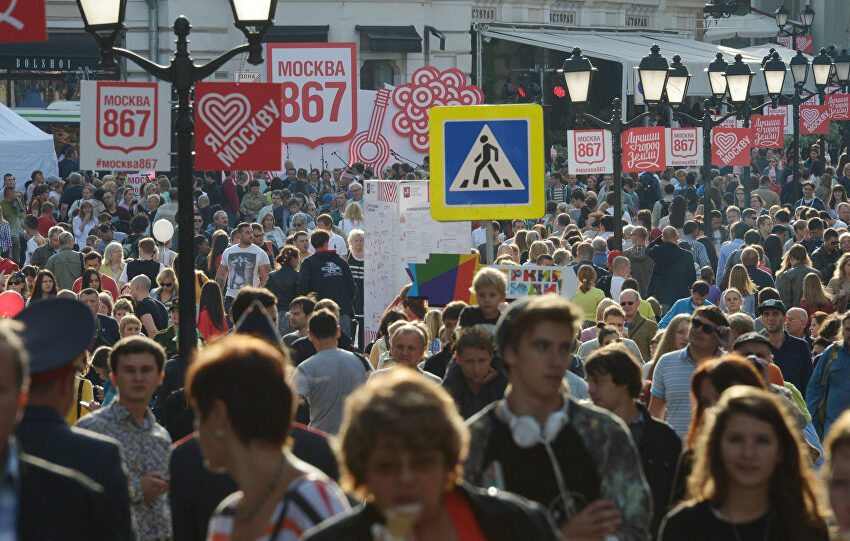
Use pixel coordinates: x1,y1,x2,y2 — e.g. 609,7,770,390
480,26,800,103
703,12,780,41
0,103,59,191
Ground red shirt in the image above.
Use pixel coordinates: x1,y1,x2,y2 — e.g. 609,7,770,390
0,258,19,275
72,273,119,300
197,308,229,342
37,217,56,237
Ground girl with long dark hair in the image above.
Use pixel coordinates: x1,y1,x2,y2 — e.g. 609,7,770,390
206,229,229,279
197,281,228,342
29,269,58,304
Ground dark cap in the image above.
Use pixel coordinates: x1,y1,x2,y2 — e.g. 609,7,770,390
15,298,94,384
733,332,772,350
758,299,787,315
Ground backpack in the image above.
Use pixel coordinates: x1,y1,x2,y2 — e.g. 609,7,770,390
658,199,671,219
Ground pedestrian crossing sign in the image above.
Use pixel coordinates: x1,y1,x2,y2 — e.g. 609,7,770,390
429,104,544,221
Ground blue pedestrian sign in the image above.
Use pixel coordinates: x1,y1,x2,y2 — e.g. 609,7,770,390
429,104,544,221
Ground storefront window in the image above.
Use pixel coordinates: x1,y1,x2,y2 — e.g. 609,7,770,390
6,77,81,108
360,60,395,90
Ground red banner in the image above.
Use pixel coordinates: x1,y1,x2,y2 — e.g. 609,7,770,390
751,115,784,149
194,82,283,170
777,35,813,54
0,0,46,43
800,104,831,134
711,128,753,166
622,127,665,172
826,94,850,121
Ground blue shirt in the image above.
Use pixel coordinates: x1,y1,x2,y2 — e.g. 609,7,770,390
806,343,850,437
0,440,20,540
716,238,744,283
658,297,713,329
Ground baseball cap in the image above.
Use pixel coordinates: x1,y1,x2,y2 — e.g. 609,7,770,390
733,332,772,350
758,299,787,315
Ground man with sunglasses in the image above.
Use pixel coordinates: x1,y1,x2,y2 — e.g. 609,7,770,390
620,289,657,362
649,305,730,439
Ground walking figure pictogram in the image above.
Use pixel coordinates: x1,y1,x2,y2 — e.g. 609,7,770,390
460,135,513,189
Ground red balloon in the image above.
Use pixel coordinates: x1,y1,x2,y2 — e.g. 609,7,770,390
0,291,25,318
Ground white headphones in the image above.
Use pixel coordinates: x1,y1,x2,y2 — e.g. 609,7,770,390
500,396,569,449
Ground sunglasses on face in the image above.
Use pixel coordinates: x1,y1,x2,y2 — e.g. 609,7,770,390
620,301,635,306
8,281,21,286
160,282,173,288
689,318,716,334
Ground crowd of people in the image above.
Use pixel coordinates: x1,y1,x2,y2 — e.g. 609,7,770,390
7,142,850,540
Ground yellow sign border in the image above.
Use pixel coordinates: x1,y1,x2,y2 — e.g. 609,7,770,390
429,104,544,221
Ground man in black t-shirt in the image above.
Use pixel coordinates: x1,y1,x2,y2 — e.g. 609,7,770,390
119,237,164,287
130,274,169,336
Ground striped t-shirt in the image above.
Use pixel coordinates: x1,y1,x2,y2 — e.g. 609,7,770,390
650,346,704,440
207,474,349,541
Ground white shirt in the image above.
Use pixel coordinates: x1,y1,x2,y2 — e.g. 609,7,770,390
25,236,39,266
219,243,270,298
308,232,348,257
471,226,487,249
610,276,625,301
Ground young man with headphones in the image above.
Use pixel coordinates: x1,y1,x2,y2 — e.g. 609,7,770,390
464,295,651,540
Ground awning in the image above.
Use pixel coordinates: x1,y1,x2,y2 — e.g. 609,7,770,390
355,25,422,53
0,33,101,71
480,26,799,97
263,25,329,43
703,12,780,41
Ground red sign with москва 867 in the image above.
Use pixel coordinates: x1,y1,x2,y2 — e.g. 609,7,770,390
266,43,357,148
194,82,283,170
80,81,171,171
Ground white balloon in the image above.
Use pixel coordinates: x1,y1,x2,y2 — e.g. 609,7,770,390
152,219,174,243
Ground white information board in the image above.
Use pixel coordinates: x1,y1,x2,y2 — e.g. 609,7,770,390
363,180,469,342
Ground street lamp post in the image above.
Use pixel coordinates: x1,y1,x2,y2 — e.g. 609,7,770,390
775,3,815,53
560,45,674,251
75,0,276,358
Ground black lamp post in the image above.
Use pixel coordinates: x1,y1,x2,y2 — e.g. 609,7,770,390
775,3,815,52
560,45,674,251
76,0,276,358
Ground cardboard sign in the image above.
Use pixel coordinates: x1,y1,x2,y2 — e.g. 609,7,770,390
194,82,283,170
495,265,579,300
266,43,357,147
0,0,46,43
826,94,850,121
567,129,613,175
80,81,170,171
126,171,155,195
665,127,703,167
765,105,793,135
800,104,830,134
622,127,665,172
711,127,753,166
752,115,785,149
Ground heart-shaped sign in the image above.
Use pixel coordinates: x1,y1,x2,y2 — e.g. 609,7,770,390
800,107,820,127
714,132,738,155
198,93,251,144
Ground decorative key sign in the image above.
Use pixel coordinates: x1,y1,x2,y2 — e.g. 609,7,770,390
266,42,357,147
826,94,850,121
622,127,665,172
799,105,830,134
711,127,752,167
194,82,283,170
751,115,784,149
665,127,702,167
80,81,170,171
567,129,613,175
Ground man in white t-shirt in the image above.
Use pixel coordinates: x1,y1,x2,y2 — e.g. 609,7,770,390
215,222,271,315
309,214,348,256
22,215,44,266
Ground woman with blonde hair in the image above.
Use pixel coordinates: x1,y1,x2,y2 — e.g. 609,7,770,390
720,287,745,316
302,369,559,541
645,314,690,380
514,230,529,255
422,309,443,354
119,315,142,338
660,386,828,540
572,264,604,327
727,265,757,316
73,200,97,247
801,271,835,319
523,241,549,267
828,252,850,312
339,202,365,238
151,267,178,309
101,242,125,284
